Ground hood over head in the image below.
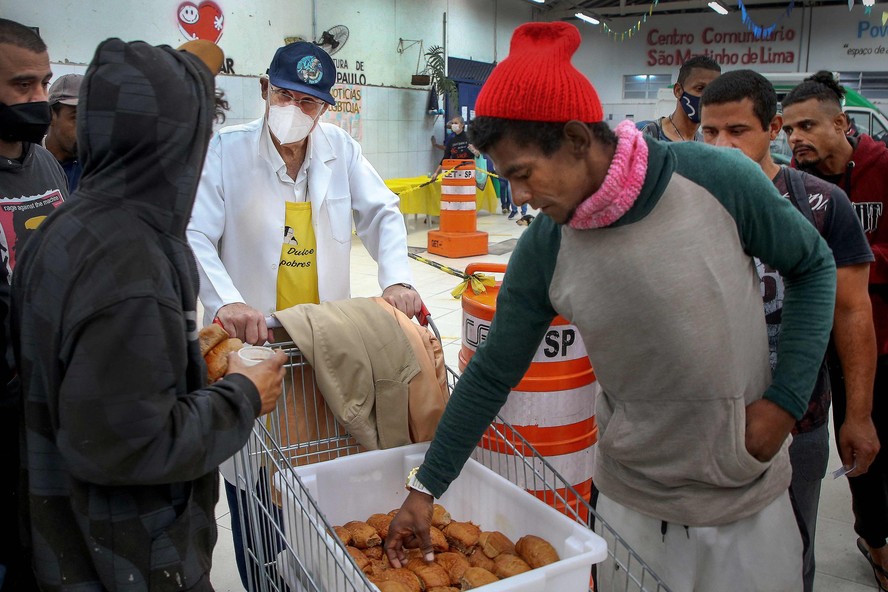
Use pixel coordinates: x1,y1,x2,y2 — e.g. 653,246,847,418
76,38,214,236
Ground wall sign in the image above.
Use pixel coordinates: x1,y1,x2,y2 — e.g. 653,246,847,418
178,1,224,43
645,25,797,66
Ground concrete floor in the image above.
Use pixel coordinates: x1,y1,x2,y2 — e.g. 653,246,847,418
209,209,880,592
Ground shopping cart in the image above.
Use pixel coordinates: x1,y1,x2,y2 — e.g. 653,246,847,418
230,309,671,592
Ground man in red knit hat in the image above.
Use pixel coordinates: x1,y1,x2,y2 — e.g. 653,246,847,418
385,21,836,590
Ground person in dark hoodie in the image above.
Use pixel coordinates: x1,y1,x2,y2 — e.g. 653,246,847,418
11,39,286,591
783,71,888,590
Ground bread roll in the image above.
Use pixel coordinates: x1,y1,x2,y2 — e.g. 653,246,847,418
369,568,422,592
434,551,469,585
367,558,390,577
363,545,384,560
405,557,450,589
459,566,499,589
431,504,452,528
429,525,449,553
493,553,532,578
332,525,352,546
367,513,394,539
199,324,228,356
479,531,516,558
346,545,370,573
370,580,412,592
515,534,559,568
344,520,382,549
205,337,244,382
466,547,496,572
442,521,480,554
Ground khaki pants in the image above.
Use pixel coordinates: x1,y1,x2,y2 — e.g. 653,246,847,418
595,491,802,592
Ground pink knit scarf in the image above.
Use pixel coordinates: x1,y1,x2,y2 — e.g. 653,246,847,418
569,120,649,230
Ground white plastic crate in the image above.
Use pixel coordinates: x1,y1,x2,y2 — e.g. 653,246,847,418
273,442,607,592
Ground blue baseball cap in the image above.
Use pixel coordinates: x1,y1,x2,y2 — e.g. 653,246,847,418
268,42,336,105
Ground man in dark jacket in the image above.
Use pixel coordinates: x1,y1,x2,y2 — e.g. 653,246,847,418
12,39,286,591
0,18,67,591
783,71,888,590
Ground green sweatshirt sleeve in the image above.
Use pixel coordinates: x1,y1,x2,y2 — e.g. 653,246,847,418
417,216,561,497
675,143,837,419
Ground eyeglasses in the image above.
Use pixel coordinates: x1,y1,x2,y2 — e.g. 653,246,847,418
269,86,326,114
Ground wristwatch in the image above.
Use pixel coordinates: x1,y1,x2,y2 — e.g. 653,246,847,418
394,282,415,291
406,466,433,497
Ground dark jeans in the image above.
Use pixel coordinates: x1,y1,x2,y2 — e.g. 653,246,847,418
831,354,888,549
788,423,830,592
225,475,284,590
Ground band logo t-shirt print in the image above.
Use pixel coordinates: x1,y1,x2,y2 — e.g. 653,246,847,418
276,201,319,310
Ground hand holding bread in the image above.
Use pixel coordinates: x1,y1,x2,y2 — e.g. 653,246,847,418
199,324,285,415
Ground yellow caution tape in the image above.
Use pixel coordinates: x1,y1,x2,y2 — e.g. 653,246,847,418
450,273,496,298
408,252,496,298
392,164,502,197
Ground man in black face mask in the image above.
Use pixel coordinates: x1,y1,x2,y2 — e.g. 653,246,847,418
0,19,68,273
636,55,721,143
0,18,67,592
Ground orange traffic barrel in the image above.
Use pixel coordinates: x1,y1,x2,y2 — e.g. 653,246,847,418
428,159,488,258
459,262,599,520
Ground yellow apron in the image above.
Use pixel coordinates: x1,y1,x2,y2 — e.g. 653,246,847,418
276,201,320,310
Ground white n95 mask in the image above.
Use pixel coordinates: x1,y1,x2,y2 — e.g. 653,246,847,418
267,103,316,144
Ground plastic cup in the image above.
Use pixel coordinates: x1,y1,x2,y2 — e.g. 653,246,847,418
238,345,276,367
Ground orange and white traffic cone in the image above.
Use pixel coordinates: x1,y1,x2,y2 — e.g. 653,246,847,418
428,159,488,258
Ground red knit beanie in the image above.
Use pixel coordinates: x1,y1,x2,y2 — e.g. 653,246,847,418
475,22,602,123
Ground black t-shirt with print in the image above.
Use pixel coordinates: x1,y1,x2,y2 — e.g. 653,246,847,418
441,131,472,163
762,167,873,434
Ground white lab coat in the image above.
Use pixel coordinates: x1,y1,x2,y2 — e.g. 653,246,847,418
187,118,413,328
188,118,413,487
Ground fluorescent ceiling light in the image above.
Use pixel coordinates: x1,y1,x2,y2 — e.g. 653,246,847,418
528,0,545,3
707,1,729,14
575,12,600,24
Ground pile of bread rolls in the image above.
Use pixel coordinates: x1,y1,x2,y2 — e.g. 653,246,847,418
199,325,245,382
332,504,560,591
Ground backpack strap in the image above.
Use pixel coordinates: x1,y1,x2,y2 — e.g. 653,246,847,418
781,167,816,225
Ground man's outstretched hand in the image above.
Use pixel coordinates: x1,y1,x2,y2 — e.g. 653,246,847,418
384,490,436,568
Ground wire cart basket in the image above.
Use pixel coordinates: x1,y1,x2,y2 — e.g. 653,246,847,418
230,316,671,592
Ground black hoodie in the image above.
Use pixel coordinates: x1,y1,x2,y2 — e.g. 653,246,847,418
11,39,260,591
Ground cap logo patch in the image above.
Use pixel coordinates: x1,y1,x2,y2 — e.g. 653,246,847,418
297,56,323,85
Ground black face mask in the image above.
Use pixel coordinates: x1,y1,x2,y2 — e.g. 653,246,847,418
0,101,51,143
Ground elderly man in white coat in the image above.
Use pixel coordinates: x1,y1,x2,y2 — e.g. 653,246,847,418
187,41,419,587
